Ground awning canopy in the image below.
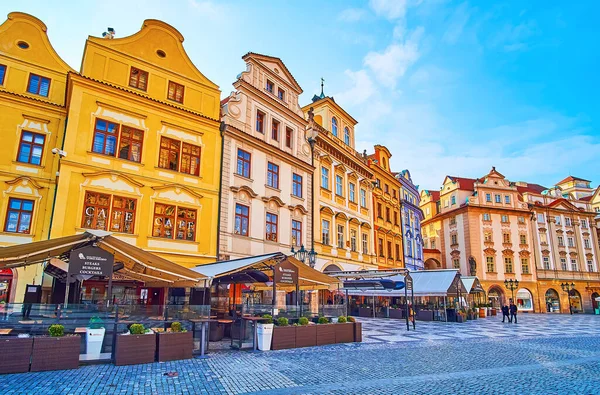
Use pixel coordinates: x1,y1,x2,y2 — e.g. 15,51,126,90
0,230,206,287
193,253,341,290
461,276,485,294
342,269,467,297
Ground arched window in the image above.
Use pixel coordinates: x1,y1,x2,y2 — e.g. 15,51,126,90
331,117,338,137
344,127,350,145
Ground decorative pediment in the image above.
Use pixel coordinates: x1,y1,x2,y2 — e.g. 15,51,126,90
288,204,308,215
320,206,334,216
538,227,547,233
360,221,372,229
518,250,531,258
541,249,550,256
151,184,203,205
335,212,349,221
483,247,496,256
261,196,286,208
81,172,144,195
502,248,514,256
3,176,44,198
586,253,594,259
566,230,574,235
347,171,358,181
348,217,361,225
230,185,258,198
569,251,578,257
334,163,348,174
555,229,564,234
319,154,333,165
450,250,461,258
558,251,567,257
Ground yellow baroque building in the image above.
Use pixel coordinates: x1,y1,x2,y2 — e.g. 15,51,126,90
0,13,73,303
0,14,222,303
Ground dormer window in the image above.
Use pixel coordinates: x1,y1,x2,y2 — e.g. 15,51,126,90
0,64,6,86
167,81,184,103
129,67,148,91
344,127,350,145
27,74,51,97
266,80,274,93
277,88,285,101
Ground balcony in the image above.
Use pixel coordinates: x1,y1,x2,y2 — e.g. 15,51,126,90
536,269,600,281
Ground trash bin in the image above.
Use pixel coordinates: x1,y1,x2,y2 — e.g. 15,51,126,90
446,308,456,322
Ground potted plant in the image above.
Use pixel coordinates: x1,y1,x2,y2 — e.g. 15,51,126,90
295,316,316,348
157,321,193,362
334,316,354,344
86,316,105,359
316,317,335,346
31,324,80,372
272,317,296,350
257,314,274,351
0,333,33,374
114,323,156,366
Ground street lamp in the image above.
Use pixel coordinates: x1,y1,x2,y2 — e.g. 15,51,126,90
504,279,519,302
560,282,576,315
306,108,319,269
291,244,317,268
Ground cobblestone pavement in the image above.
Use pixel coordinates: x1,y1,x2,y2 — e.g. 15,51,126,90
2,314,600,394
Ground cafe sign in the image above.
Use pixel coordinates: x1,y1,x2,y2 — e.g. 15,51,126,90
68,246,114,280
274,260,298,285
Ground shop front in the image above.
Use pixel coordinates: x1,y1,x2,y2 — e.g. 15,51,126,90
516,288,534,312
0,269,13,304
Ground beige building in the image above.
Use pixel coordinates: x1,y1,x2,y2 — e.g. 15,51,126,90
219,52,313,260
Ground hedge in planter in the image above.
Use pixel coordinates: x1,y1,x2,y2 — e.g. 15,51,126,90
334,316,354,344
295,317,316,348
157,322,193,362
316,317,335,346
115,324,156,366
0,336,33,374
31,324,80,372
358,307,372,317
272,317,296,350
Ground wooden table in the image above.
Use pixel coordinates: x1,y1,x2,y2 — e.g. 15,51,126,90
74,327,87,334
242,317,269,352
0,328,12,335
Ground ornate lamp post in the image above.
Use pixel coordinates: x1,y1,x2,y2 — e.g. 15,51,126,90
560,282,576,314
504,279,519,303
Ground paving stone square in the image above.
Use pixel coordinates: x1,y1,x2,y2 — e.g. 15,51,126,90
1,314,600,394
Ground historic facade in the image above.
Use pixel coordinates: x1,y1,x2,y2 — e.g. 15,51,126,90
219,52,313,259
303,89,376,273
0,14,222,303
521,176,600,314
397,169,424,270
420,168,537,311
0,13,73,303
367,146,404,269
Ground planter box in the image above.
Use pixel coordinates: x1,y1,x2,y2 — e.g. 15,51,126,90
272,326,296,350
157,332,192,362
335,323,354,344
456,315,465,323
491,308,497,316
353,322,362,342
295,325,316,348
416,310,434,321
115,333,156,366
0,337,33,374
358,307,373,317
389,308,404,319
479,308,486,318
31,336,80,372
316,324,336,346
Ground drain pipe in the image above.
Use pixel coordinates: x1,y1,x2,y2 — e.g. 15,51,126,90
215,121,226,260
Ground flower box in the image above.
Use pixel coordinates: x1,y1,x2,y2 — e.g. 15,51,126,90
157,331,193,362
0,337,33,374
295,325,317,348
335,323,354,344
353,322,362,342
271,326,296,350
389,308,404,319
316,324,336,345
358,307,373,317
114,333,156,366
30,336,80,372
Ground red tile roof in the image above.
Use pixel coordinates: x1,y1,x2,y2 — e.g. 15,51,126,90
425,190,440,201
516,183,547,195
556,175,591,185
580,195,593,202
448,176,477,191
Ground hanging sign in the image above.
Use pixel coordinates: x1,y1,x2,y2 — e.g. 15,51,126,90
405,277,413,291
274,260,298,285
69,246,114,280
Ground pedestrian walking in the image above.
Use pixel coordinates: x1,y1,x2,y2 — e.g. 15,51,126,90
509,300,518,324
501,304,509,323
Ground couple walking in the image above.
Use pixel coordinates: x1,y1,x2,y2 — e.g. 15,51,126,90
501,299,518,324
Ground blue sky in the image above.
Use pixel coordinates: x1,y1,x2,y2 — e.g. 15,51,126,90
3,0,598,190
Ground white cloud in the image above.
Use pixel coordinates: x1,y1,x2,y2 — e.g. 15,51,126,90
489,20,539,52
443,2,471,44
369,0,408,20
364,27,424,87
338,8,366,22
187,0,226,19
335,70,377,106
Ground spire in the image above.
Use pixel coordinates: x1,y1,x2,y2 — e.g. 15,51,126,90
312,78,326,103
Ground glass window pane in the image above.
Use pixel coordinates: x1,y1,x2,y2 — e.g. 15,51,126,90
39,78,50,96
9,199,22,210
22,201,34,211
22,132,33,142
